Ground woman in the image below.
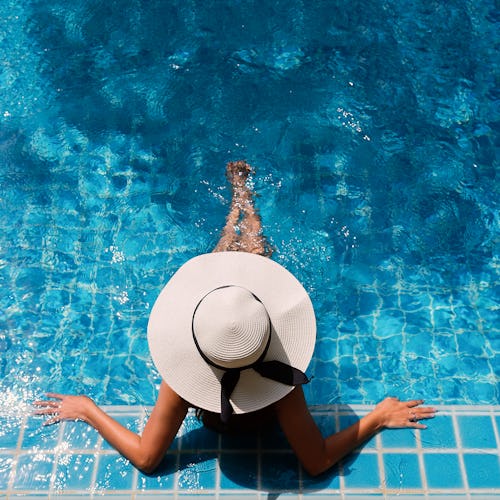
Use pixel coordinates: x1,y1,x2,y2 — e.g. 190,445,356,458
34,161,435,476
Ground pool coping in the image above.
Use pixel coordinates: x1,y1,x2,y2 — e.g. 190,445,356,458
1,404,499,498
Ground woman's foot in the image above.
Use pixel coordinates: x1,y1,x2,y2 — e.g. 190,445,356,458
226,160,252,188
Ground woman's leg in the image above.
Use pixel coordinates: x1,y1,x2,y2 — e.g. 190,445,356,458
213,161,273,257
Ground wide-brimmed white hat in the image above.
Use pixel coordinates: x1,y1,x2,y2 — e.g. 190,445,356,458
147,251,316,420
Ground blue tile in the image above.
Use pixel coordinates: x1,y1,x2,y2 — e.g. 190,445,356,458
419,414,456,448
21,416,61,450
424,454,463,488
179,415,219,451
0,416,22,449
61,421,100,450
457,416,496,449
463,453,500,488
13,453,55,490
137,454,177,490
0,456,13,489
343,454,379,488
381,428,418,449
383,453,422,489
260,453,300,491
177,454,217,491
95,454,135,490
54,454,96,490
219,453,258,490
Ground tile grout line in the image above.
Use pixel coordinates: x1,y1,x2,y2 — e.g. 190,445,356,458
375,432,386,496
89,434,103,496
415,427,428,497
452,409,470,495
7,411,29,494
48,421,66,493
490,407,500,450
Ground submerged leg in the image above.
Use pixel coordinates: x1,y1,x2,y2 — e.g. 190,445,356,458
213,161,273,257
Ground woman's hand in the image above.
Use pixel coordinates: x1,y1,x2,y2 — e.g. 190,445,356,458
372,397,436,429
33,393,96,426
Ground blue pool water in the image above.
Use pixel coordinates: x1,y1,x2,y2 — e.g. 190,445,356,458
0,0,498,416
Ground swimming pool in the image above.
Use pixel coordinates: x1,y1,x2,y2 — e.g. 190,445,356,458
0,0,498,496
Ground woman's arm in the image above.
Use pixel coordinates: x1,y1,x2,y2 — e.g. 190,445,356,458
274,387,436,477
34,381,189,473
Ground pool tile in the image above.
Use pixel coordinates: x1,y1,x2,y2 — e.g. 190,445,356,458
260,452,300,491
13,453,55,490
420,414,456,448
219,452,258,490
54,454,95,491
61,421,100,450
0,455,13,489
0,416,22,449
343,453,380,488
179,415,219,451
21,416,61,450
380,428,418,449
383,453,421,489
424,453,463,488
137,454,177,490
138,474,175,491
463,453,500,488
177,453,217,491
457,416,496,448
95,454,135,490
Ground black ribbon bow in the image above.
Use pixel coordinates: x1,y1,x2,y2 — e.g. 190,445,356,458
219,360,309,423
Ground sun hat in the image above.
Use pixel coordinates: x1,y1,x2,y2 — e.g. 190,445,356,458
147,251,316,421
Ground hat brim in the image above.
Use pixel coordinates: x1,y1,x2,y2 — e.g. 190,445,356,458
147,252,316,414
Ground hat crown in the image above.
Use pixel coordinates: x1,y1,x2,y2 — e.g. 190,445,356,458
192,286,270,369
